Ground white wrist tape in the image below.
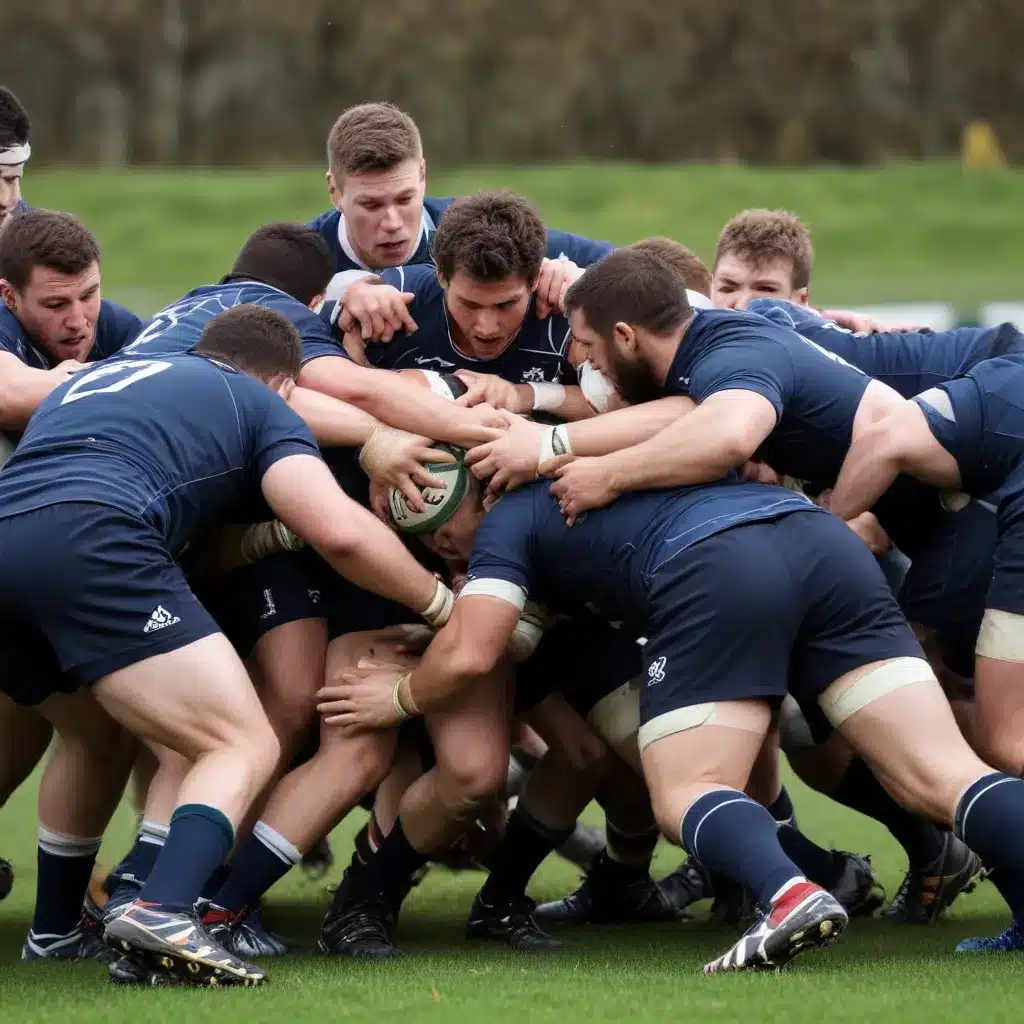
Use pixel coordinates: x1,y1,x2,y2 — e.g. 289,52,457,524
393,677,411,720
528,381,566,412
421,579,454,628
506,600,548,662
240,520,305,563
538,424,573,470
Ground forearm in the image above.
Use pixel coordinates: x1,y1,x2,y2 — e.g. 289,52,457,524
401,633,492,714
830,437,902,521
287,386,376,447
565,396,693,456
0,367,59,430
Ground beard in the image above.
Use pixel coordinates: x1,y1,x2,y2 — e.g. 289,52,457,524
606,347,664,406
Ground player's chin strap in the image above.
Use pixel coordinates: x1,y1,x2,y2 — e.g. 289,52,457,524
0,143,30,166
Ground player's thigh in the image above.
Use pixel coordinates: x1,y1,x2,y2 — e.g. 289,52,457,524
521,692,609,778
0,692,53,802
93,633,273,762
425,665,515,799
638,521,800,751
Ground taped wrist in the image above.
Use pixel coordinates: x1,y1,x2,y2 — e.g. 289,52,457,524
421,578,454,628
538,424,573,472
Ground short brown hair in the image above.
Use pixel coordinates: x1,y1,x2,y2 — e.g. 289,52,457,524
629,237,712,296
432,191,546,285
196,304,302,382
715,209,813,289
327,102,422,179
0,210,100,291
227,222,333,306
564,248,690,340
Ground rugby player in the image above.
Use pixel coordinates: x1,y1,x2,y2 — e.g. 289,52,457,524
326,462,1024,972
829,353,1024,952
0,86,30,232
0,210,141,918
473,247,983,924
309,102,611,323
0,303,460,987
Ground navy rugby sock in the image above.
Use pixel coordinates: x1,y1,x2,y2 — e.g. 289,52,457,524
30,827,101,939
139,804,234,915
832,757,945,868
605,820,660,870
681,790,804,905
111,819,168,894
213,821,302,914
479,805,573,906
769,787,841,886
955,773,1024,919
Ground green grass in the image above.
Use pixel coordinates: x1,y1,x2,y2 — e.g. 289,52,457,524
25,163,1024,315
2,766,1022,1023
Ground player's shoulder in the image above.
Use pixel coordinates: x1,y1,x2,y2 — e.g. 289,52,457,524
424,196,456,224
383,262,441,295
308,208,340,235
94,299,143,356
544,230,614,268
0,301,29,356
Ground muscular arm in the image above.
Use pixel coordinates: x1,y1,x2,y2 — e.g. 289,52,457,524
565,395,694,455
597,389,778,492
399,595,522,714
286,386,377,447
0,352,72,430
298,356,502,448
830,399,962,520
261,453,442,616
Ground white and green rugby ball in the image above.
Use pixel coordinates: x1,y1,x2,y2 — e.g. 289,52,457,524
388,444,470,535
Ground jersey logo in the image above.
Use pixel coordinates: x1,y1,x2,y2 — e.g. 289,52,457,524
647,656,667,684
521,366,547,383
144,606,181,633
308,588,321,604
414,355,457,370
260,589,277,620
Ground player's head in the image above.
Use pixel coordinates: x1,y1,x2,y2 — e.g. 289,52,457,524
712,209,812,309
432,191,546,356
564,247,690,406
196,304,302,389
228,222,333,308
326,102,426,269
0,87,30,233
418,472,488,567
0,209,101,364
628,237,712,299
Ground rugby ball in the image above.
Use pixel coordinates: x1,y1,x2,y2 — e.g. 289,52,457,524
388,443,470,534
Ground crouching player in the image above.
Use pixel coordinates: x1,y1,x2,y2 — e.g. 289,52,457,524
332,462,1024,971
0,305,457,988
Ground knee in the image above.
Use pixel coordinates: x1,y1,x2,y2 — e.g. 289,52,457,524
559,728,611,777
318,727,395,797
970,718,1024,778
439,746,510,813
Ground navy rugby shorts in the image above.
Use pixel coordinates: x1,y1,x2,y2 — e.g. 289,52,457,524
640,509,923,740
0,502,219,705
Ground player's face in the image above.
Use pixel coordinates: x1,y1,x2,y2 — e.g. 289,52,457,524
329,158,426,269
0,165,25,232
421,494,485,567
569,309,662,406
3,263,102,363
711,253,808,309
442,271,534,356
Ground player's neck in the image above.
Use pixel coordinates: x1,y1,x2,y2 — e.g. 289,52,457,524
649,314,694,386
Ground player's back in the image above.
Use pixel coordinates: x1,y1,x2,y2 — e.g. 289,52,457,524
470,477,818,625
125,282,337,365
748,299,1024,398
0,353,316,554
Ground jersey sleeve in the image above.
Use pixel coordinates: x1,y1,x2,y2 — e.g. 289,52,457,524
246,380,323,477
463,490,540,610
544,230,614,268
292,305,350,367
688,337,792,420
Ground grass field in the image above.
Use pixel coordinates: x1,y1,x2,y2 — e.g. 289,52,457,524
23,163,1024,315
4,162,1024,1018
2,764,1023,1023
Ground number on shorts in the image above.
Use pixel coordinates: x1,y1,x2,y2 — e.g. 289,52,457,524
61,359,173,404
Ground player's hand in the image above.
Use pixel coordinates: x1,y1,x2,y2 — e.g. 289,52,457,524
341,326,369,365
461,402,511,439
51,359,88,381
549,455,620,525
844,511,892,556
317,660,407,730
819,308,929,334
466,411,545,493
339,281,418,341
367,478,391,522
360,426,456,513
740,460,781,485
535,256,584,319
454,370,532,414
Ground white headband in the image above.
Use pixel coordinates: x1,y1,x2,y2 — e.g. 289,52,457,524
686,289,712,309
0,143,30,166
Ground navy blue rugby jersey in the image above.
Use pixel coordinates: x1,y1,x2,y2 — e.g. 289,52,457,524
749,299,1024,399
464,477,818,626
0,353,320,555
124,281,344,366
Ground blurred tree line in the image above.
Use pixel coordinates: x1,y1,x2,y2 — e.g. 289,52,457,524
3,0,1020,167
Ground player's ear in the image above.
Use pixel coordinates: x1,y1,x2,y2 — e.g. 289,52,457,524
326,171,342,208
436,268,449,291
417,158,426,187
0,279,16,310
613,321,638,353
793,286,810,306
